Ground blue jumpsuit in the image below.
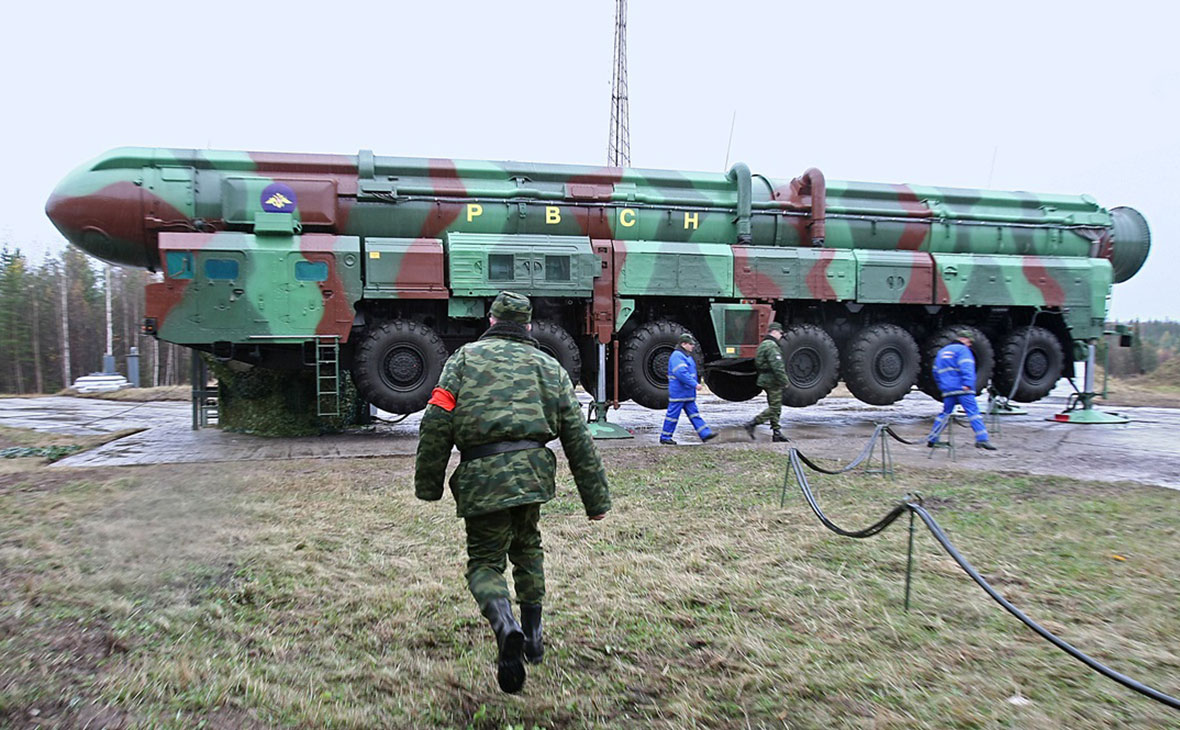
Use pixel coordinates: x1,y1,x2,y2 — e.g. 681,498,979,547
926,342,989,444
661,347,714,442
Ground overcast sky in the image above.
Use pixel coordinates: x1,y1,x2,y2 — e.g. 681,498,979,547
2,0,1175,319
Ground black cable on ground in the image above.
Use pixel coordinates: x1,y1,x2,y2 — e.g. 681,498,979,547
907,502,1179,711
881,425,921,446
791,425,886,475
785,437,1180,711
790,449,906,538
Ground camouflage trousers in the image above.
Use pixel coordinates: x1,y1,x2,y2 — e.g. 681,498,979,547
464,503,545,610
752,387,783,431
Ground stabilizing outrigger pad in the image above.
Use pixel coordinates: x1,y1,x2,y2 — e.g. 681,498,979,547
1047,342,1131,425
1049,391,1130,425
1049,407,1130,425
586,342,633,439
586,401,633,439
987,399,1027,416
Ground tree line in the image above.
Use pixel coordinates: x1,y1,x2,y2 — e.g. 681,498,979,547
1101,320,1180,378
0,245,191,395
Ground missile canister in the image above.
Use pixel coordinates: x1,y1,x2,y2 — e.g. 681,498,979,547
46,147,1150,413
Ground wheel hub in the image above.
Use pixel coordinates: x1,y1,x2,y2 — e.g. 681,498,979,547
648,346,673,386
1025,350,1049,380
874,346,904,384
384,347,425,389
789,347,820,388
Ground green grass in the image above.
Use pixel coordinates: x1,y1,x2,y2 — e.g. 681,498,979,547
0,445,1177,728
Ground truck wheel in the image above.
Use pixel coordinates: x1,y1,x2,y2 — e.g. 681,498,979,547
918,326,994,400
532,320,581,386
620,320,696,410
841,324,920,405
351,319,448,414
704,369,760,402
993,326,1063,402
779,324,840,407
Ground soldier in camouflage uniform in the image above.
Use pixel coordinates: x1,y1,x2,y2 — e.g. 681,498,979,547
414,291,612,694
745,322,790,442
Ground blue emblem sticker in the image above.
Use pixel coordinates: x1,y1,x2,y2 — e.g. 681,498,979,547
260,182,297,213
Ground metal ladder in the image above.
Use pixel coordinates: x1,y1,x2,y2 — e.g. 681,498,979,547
314,336,341,417
190,351,219,430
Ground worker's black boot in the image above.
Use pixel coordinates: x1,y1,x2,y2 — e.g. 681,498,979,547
482,598,526,693
520,603,544,664
771,430,789,443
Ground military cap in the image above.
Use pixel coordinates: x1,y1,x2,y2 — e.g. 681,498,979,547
957,329,975,341
678,333,696,344
767,322,784,333
490,291,532,324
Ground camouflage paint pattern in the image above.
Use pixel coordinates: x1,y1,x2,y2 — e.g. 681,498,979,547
465,504,545,610
413,324,610,519
752,386,784,432
47,147,1150,362
147,231,362,343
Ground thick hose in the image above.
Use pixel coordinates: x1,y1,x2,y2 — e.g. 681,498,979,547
908,502,1179,710
727,162,753,244
786,437,1180,711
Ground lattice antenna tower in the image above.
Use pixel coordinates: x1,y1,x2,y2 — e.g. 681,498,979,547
607,0,630,168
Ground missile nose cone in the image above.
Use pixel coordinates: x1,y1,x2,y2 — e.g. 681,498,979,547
44,162,150,269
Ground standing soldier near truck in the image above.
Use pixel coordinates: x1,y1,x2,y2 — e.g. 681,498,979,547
745,322,791,442
926,330,997,451
413,291,612,694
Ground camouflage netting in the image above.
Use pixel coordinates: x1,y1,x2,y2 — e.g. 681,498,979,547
208,358,368,437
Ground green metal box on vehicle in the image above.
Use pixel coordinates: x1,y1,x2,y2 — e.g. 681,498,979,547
933,253,1099,308
616,241,734,298
853,250,934,304
362,238,447,299
733,246,855,301
154,232,361,344
445,233,597,297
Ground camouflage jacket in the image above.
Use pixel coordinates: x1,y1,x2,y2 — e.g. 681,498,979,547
413,322,612,519
755,336,789,389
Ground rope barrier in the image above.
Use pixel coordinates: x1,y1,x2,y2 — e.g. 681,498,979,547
785,435,1180,711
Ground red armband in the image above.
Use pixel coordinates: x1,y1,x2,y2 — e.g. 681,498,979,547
427,387,456,412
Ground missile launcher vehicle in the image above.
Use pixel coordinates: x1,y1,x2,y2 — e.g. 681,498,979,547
46,147,1150,414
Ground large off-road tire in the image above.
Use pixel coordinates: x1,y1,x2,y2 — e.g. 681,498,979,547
918,326,995,400
993,326,1064,402
531,320,581,386
841,324,920,405
351,319,448,413
620,320,698,410
704,369,761,402
779,324,840,407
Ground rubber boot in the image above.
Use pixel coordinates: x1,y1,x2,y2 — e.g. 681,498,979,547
520,603,544,664
743,420,757,440
482,598,526,693
771,430,789,443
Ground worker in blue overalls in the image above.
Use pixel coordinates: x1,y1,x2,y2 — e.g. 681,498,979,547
660,334,716,445
927,330,997,451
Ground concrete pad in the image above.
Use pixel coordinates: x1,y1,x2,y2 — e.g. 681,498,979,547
1,387,1177,490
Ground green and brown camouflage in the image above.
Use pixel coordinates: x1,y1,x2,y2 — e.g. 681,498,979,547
755,336,789,391
413,323,610,519
46,146,1151,412
464,504,545,610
